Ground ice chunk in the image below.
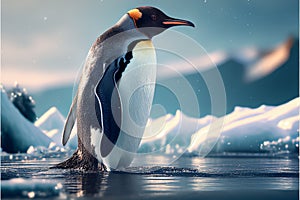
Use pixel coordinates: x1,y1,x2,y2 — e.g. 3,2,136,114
188,97,299,154
1,87,52,153
140,110,216,154
35,107,77,149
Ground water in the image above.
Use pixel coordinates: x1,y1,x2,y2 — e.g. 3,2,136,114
1,152,298,199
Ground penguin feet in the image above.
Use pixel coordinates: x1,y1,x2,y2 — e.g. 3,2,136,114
52,149,107,172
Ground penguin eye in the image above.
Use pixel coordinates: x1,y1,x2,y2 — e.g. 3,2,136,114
151,14,157,21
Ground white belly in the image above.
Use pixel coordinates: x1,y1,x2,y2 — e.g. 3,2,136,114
102,40,157,170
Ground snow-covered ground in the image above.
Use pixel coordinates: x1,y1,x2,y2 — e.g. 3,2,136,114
141,97,299,155
1,84,299,156
193,97,299,154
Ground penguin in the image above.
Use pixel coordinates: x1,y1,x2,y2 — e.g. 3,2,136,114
56,6,194,171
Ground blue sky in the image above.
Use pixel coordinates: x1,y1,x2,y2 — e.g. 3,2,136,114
1,0,299,90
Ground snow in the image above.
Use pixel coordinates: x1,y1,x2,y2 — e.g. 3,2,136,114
139,97,299,155
188,97,299,154
246,37,294,81
35,107,77,149
157,37,294,82
35,107,65,133
231,46,261,64
140,110,216,154
1,85,77,153
277,115,300,131
2,81,298,156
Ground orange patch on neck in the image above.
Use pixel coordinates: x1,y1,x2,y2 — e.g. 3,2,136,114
128,8,142,21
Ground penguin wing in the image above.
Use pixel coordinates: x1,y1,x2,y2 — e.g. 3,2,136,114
62,93,77,145
94,55,131,157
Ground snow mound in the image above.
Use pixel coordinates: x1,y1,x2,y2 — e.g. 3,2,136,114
35,107,65,133
35,107,77,149
137,97,299,156
2,80,298,156
139,110,216,154
188,97,299,154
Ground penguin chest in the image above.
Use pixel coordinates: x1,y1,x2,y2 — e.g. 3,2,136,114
118,40,157,139
101,40,157,170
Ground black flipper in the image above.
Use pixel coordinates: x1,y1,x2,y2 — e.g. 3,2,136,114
94,52,133,157
62,93,77,145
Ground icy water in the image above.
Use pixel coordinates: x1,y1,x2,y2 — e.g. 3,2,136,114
1,152,299,200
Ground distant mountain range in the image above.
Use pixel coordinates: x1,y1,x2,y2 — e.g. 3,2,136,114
32,37,299,118
153,37,299,117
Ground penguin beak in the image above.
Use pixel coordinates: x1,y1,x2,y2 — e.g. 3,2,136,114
162,17,195,28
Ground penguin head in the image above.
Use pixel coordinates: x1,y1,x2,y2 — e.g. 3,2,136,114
127,6,195,38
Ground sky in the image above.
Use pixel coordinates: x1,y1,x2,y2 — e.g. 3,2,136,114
1,0,299,90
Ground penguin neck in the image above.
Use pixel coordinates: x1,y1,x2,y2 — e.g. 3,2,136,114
100,14,149,47
115,14,152,51
84,15,152,87
90,14,150,66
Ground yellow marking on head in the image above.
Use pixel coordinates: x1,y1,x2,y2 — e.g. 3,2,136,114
128,8,142,21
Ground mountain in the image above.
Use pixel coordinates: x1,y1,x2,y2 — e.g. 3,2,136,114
154,37,299,117
32,37,299,118
245,37,295,81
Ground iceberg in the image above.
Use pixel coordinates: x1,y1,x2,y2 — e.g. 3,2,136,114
140,110,216,154
2,80,298,157
1,85,77,153
35,107,77,149
138,98,299,156
34,107,65,134
188,98,299,154
1,87,52,153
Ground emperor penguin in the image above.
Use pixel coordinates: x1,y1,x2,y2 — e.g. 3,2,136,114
56,6,194,171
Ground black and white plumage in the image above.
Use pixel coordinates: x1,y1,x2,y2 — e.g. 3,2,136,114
57,6,194,171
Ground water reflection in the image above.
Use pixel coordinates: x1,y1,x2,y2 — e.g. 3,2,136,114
63,172,107,197
61,171,145,198
1,156,298,199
